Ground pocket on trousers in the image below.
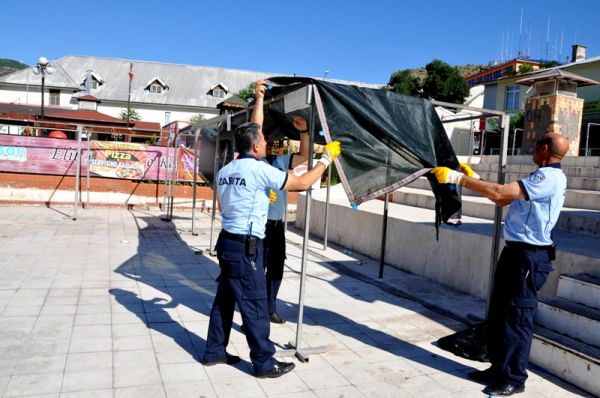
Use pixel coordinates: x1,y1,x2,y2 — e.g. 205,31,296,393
533,260,552,291
219,253,245,278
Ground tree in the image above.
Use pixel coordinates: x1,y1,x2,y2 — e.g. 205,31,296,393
189,113,206,124
421,59,470,104
518,64,534,74
236,83,256,100
119,108,141,122
388,70,421,96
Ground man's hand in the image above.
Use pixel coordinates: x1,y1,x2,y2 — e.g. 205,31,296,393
255,80,267,100
292,116,308,133
431,167,464,185
460,163,480,179
269,189,277,205
317,141,341,168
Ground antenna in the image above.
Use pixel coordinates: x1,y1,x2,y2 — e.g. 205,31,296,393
559,29,564,62
518,7,524,56
545,17,550,60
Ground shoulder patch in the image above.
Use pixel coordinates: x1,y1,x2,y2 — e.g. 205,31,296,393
527,171,545,184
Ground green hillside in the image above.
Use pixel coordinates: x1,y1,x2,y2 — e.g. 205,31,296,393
0,59,29,77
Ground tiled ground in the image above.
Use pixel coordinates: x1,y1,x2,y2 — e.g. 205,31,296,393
0,206,591,397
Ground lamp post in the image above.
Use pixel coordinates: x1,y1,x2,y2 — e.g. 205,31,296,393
32,56,55,130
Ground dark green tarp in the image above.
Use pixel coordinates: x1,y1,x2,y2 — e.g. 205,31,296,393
265,77,461,225
191,77,462,226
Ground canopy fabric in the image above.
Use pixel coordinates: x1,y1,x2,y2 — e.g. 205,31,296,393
266,77,461,224
190,76,462,226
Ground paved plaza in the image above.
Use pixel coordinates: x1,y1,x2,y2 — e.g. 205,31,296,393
0,206,591,397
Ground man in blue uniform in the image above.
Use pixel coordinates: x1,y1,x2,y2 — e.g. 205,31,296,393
202,80,341,378
252,94,310,324
431,132,569,396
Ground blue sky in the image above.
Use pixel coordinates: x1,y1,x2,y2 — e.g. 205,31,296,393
4,0,600,84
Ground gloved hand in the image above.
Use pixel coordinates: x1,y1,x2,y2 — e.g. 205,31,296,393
269,189,277,205
460,163,480,179
431,167,465,185
318,141,341,168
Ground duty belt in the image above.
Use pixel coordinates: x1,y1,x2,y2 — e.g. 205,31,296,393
221,230,257,243
266,219,283,226
505,241,553,251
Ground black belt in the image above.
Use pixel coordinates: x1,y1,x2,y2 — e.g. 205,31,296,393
220,230,257,243
506,241,553,251
266,219,283,226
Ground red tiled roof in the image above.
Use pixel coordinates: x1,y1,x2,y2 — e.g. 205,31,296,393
133,120,161,132
45,109,126,123
77,95,101,102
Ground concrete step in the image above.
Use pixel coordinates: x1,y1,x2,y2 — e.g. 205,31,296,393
406,176,600,211
478,171,600,191
536,297,600,347
477,164,600,179
472,155,600,168
394,186,600,236
557,273,600,310
531,324,600,397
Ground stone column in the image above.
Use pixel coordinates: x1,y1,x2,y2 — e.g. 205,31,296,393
522,94,584,156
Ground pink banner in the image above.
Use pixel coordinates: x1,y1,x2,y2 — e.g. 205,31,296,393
0,135,185,181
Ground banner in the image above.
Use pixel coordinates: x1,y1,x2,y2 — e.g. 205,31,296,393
0,135,206,182
89,141,148,179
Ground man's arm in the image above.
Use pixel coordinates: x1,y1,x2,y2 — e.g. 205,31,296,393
284,141,341,191
251,80,266,129
431,166,526,207
462,177,525,206
290,116,309,168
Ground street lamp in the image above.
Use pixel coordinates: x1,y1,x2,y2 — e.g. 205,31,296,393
32,56,55,129
323,70,330,79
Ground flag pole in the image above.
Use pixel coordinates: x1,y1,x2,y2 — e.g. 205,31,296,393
127,63,133,127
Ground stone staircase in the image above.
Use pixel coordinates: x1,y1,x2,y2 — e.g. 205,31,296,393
392,155,600,394
532,273,600,396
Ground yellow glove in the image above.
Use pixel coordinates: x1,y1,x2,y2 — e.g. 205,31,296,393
318,141,341,168
269,189,277,204
459,163,480,179
431,167,465,185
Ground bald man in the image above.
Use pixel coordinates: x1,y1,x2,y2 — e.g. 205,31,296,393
432,133,569,396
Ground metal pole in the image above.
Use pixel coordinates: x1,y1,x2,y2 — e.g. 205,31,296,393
322,164,332,250
378,194,389,279
486,114,509,317
73,125,83,220
191,128,200,236
209,127,223,255
40,73,45,129
284,138,291,231
86,132,91,207
294,85,315,359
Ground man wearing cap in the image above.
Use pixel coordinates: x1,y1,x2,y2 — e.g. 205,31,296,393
431,132,569,396
202,80,341,379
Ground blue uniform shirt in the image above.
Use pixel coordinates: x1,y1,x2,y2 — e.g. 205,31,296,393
503,164,567,246
217,155,288,239
265,154,293,221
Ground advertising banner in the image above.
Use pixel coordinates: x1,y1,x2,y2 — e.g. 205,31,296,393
0,135,207,182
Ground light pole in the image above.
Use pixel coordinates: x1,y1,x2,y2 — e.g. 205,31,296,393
32,56,55,130
323,70,330,79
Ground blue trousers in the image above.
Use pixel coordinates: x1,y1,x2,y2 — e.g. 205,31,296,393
204,232,275,374
486,246,552,387
264,220,286,315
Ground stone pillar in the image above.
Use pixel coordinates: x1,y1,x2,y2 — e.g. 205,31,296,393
522,94,584,156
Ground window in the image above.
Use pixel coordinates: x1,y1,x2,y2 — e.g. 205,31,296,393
49,89,60,105
212,88,225,98
505,86,520,110
164,112,171,125
91,80,99,89
149,83,163,93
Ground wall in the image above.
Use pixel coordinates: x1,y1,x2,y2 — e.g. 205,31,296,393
296,191,599,300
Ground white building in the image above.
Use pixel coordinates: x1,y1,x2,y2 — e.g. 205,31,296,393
0,55,382,127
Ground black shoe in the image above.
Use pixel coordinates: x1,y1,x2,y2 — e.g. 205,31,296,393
468,368,498,384
255,360,295,378
483,383,525,396
270,312,286,324
202,353,241,366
